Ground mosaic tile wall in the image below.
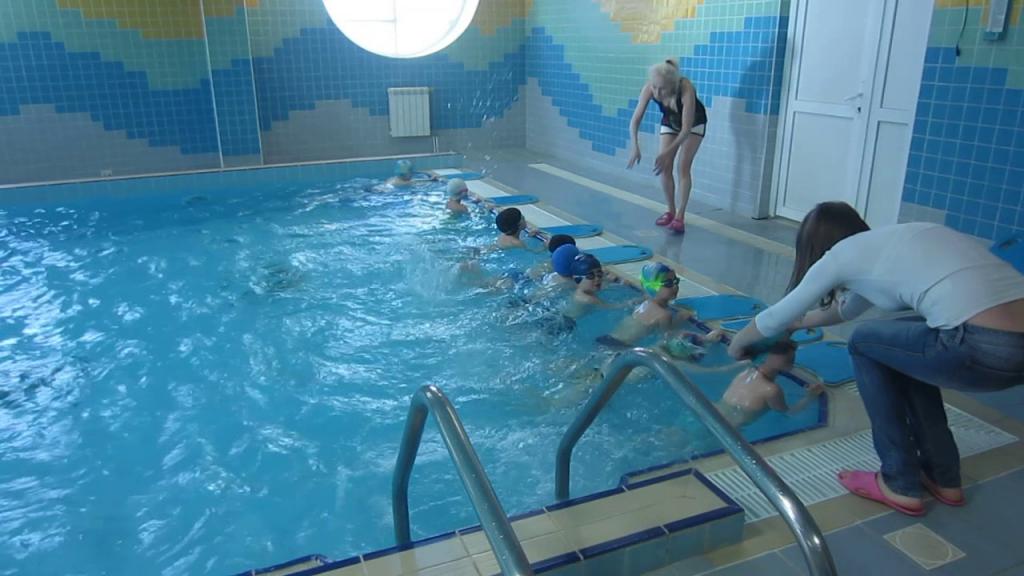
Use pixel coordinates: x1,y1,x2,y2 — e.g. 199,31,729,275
524,0,790,217
0,0,529,184
900,1,1023,241
0,0,224,183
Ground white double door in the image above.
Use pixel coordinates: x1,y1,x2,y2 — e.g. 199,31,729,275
773,0,933,226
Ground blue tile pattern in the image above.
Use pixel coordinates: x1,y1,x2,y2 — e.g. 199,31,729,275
526,16,788,156
0,31,219,155
683,16,788,115
211,58,262,156
251,18,526,132
904,47,1024,241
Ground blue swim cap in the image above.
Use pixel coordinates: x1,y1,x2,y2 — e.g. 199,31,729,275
640,262,672,296
551,245,580,276
570,253,602,282
395,159,413,176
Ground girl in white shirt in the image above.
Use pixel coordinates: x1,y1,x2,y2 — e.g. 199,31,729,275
729,202,1024,516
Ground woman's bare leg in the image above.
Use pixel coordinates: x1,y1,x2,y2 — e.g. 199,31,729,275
674,134,703,220
659,133,678,216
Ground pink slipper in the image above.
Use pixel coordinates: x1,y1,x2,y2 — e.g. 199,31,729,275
668,217,686,234
921,475,965,507
838,470,925,516
655,212,673,226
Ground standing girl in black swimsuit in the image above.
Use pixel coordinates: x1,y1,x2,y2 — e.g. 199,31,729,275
627,59,708,234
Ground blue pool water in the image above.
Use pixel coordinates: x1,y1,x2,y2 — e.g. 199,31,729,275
0,177,821,575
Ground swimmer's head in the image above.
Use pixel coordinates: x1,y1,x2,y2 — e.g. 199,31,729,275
394,159,414,178
551,244,581,277
571,253,604,288
664,334,705,362
649,59,681,101
547,234,576,254
446,178,468,199
495,207,524,236
749,337,797,372
640,262,679,299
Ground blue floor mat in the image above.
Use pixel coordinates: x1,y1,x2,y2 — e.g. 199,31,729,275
673,294,767,321
992,235,1024,274
719,319,824,344
794,341,854,386
489,194,539,206
541,224,603,238
585,245,653,265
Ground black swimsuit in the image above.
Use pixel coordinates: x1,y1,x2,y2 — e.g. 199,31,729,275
654,80,707,134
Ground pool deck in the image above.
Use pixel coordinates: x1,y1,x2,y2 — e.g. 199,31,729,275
461,148,1024,576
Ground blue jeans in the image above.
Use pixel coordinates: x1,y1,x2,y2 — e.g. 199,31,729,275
849,319,1024,497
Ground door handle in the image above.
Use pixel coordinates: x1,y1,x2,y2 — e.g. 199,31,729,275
843,92,864,102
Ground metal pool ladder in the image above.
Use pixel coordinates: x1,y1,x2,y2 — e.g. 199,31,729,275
392,384,534,576
554,348,838,576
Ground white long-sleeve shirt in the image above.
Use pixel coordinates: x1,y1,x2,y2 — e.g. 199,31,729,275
755,223,1024,337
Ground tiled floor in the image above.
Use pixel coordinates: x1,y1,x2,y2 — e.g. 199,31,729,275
658,467,1024,576
463,148,1024,576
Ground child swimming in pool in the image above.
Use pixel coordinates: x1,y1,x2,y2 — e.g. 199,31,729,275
445,178,470,214
541,242,579,288
599,262,711,348
562,254,636,320
385,159,416,188
526,234,577,280
716,338,824,427
495,207,544,251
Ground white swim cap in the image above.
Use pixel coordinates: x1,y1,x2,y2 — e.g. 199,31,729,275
446,178,468,197
395,159,413,176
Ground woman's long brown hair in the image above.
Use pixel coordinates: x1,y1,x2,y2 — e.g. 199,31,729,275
787,202,870,307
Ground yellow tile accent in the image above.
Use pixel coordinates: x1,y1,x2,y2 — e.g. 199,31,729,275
57,0,259,39
596,0,706,44
555,505,665,551
473,0,534,35
360,536,469,575
460,514,561,555
471,532,577,576
936,0,1021,26
413,557,479,576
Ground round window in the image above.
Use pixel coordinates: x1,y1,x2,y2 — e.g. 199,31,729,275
324,0,480,59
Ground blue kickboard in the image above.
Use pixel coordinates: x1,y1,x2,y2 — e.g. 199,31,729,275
410,172,436,181
992,235,1024,274
489,194,539,206
673,294,767,321
585,245,653,265
720,319,824,345
441,171,485,181
794,341,854,386
541,224,603,238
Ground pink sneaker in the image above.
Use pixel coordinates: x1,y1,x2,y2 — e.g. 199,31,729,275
655,212,673,226
668,217,686,234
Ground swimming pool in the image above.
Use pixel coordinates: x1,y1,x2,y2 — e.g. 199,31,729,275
0,169,821,575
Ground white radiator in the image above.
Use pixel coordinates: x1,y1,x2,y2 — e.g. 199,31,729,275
387,87,431,137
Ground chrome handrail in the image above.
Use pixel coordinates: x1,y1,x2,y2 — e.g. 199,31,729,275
393,385,533,576
554,348,836,576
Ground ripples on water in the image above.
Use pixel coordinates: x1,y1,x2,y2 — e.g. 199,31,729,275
0,180,810,575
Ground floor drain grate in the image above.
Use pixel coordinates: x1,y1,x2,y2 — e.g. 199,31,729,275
707,405,1018,522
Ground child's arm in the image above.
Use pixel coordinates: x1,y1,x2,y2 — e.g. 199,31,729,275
767,382,825,414
515,229,547,253
668,306,695,329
